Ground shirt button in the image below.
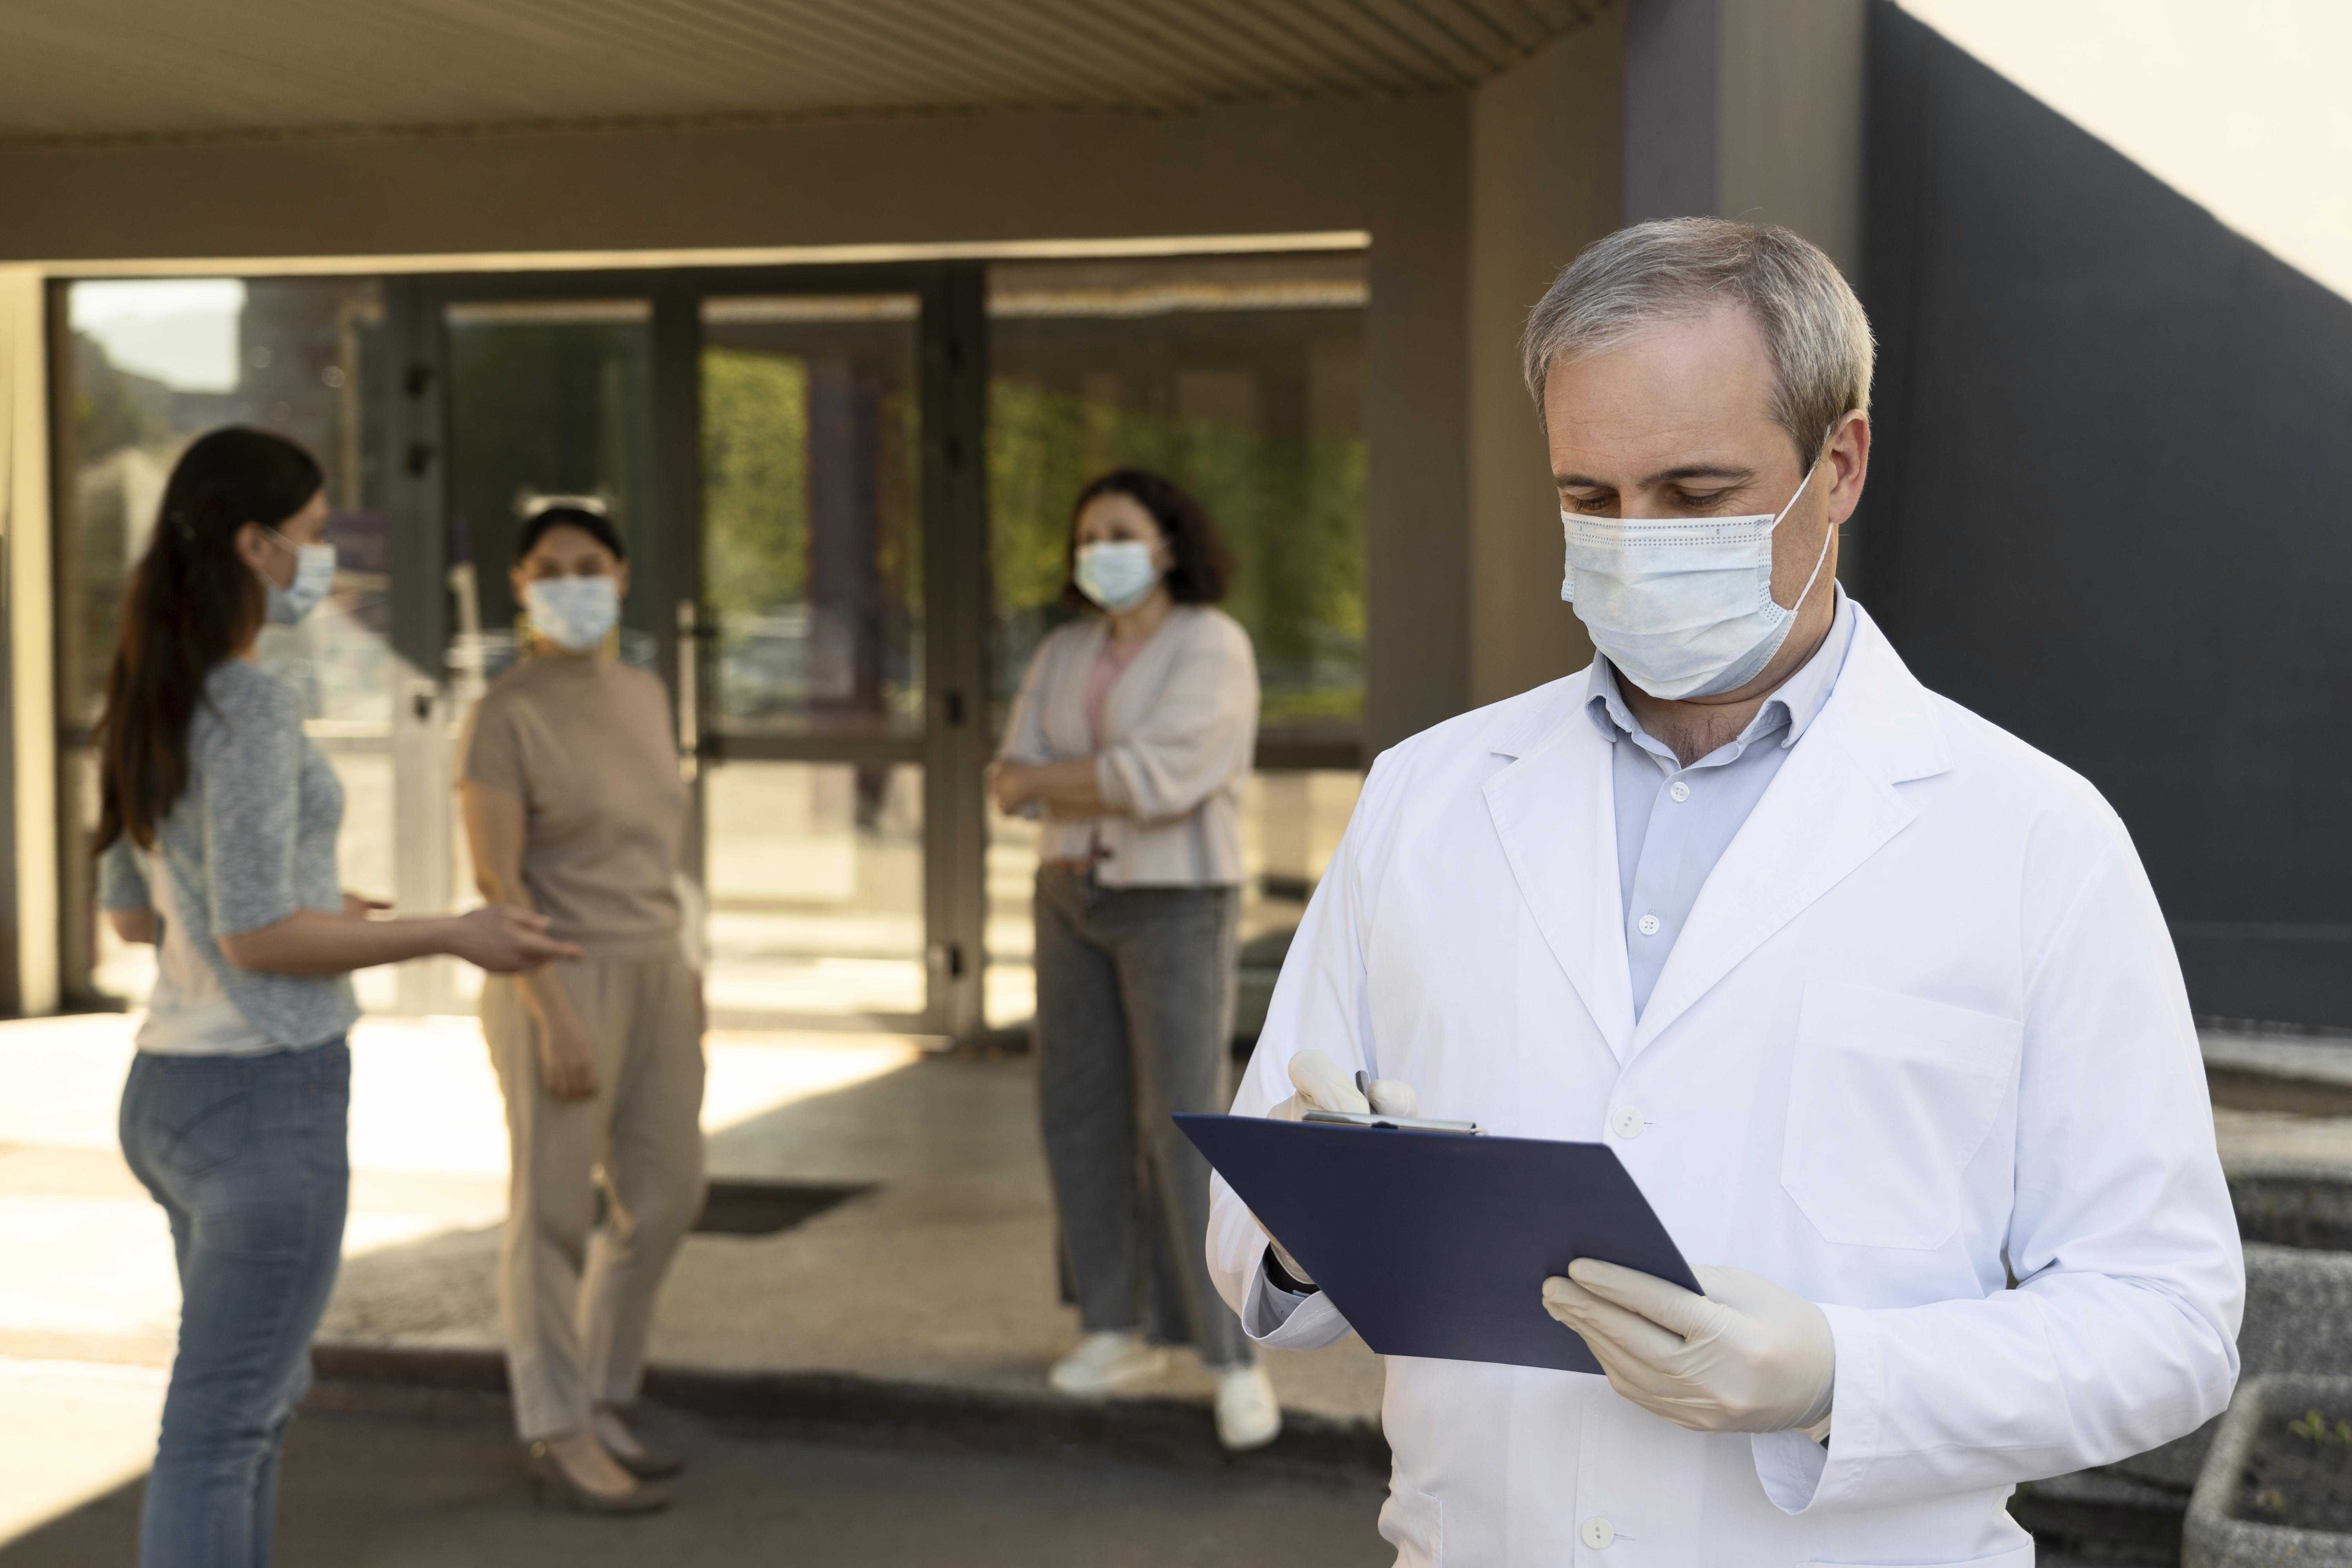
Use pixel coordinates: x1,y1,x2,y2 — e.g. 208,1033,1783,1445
1636,913,1661,936
1611,1106,1646,1139
1581,1516,1615,1549
1668,780,1690,802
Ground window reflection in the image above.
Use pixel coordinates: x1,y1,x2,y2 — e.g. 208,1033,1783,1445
57,276,392,1010
980,252,1372,1032
700,295,923,739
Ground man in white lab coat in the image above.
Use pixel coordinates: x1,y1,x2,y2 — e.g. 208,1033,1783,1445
1206,218,2243,1565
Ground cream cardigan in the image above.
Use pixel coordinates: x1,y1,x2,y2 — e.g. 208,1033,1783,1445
998,605,1259,887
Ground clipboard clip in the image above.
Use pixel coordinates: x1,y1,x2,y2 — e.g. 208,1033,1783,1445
1299,1068,1485,1134
1302,1109,1485,1136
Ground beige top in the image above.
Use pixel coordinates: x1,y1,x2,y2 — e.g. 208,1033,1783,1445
998,605,1259,887
460,652,688,956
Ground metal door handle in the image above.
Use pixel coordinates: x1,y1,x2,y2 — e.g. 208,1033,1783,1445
676,600,701,781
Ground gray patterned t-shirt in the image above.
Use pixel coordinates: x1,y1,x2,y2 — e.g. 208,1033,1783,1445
98,659,359,1053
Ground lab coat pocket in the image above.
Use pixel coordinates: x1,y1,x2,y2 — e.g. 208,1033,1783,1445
1377,1485,1442,1567
1782,981,2023,1250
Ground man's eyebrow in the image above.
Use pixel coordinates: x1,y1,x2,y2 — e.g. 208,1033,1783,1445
1643,463,1755,487
1552,463,1758,489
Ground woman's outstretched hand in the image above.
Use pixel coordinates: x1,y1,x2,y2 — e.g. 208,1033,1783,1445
450,905,584,973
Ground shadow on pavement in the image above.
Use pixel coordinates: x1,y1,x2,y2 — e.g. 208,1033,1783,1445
0,1400,1391,1568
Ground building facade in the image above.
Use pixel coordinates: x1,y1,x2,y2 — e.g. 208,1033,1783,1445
1,0,2345,1031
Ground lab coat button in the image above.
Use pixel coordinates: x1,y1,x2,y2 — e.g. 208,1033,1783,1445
1611,1106,1645,1139
1636,913,1661,936
1580,1516,1615,1549
1668,779,1690,802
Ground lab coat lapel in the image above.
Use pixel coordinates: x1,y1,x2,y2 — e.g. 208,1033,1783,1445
1628,608,1952,1054
1482,685,1639,1060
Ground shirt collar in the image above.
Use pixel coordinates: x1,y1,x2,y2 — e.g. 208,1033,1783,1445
1584,586,1858,755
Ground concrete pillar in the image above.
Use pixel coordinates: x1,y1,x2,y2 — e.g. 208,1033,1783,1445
0,266,60,1016
1465,15,1625,707
1621,0,1868,590
1624,0,1865,274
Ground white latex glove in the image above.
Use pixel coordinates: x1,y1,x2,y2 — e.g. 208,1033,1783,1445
1540,1260,1835,1439
1256,1049,1419,1288
1267,1047,1419,1123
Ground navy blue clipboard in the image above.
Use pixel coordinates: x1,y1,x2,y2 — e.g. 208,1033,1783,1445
1176,1112,1700,1375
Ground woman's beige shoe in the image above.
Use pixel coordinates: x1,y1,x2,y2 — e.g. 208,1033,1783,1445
524,1438,672,1514
595,1405,686,1480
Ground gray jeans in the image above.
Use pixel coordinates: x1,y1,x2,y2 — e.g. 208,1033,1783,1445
1033,868,1251,1369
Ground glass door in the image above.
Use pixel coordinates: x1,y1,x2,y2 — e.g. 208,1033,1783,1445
416,267,989,1038
691,293,928,1027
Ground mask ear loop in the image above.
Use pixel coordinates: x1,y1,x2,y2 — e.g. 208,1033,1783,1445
1769,453,1837,618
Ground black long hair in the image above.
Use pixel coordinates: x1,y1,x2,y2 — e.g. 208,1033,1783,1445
95,427,324,852
1062,468,1232,611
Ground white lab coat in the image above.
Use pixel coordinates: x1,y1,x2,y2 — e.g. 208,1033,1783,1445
1208,606,2242,1567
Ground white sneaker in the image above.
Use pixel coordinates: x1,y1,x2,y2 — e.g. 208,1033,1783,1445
1049,1330,1169,1396
1214,1364,1282,1451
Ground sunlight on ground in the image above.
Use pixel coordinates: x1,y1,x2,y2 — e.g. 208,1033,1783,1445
0,1010,920,1548
0,1360,169,1543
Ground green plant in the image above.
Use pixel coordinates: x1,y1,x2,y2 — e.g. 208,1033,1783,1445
2286,1407,2352,1447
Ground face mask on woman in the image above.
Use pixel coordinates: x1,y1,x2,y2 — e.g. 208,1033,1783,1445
262,529,338,626
525,575,621,652
1074,541,1161,612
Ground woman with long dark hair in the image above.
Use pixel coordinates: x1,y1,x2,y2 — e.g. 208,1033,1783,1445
97,426,578,1568
987,468,1275,1450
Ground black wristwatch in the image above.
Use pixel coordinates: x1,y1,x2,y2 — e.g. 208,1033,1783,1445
1263,1245,1317,1296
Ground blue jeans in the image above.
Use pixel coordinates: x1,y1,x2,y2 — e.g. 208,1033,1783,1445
120,1040,350,1568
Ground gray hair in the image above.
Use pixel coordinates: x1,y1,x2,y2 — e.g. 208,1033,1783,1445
1520,217,1875,464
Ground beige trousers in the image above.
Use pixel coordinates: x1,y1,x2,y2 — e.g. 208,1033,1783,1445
483,949,706,1441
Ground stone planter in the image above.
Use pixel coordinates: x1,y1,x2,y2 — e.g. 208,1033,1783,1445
2185,1373,2352,1566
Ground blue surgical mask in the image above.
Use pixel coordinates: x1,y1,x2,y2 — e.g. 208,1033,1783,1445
1560,458,1830,700
262,530,338,626
525,575,621,653
1074,541,1161,612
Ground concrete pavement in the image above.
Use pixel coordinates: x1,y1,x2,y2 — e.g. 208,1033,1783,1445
0,1010,1382,1548
9,1001,2352,1555
0,1399,1392,1568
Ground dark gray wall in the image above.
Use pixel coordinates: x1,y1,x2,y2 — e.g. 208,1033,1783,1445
1861,2,2352,1026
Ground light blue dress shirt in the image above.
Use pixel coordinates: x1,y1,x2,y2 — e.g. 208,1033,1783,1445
1589,588,1859,1019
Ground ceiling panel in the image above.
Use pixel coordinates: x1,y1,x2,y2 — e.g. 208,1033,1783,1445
0,0,1611,143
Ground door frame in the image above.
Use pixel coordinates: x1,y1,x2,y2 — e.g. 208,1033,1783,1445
395,260,990,1039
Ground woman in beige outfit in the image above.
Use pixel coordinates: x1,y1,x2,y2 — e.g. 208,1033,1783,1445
459,502,706,1514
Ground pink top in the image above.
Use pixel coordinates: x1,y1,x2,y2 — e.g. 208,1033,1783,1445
1083,633,1146,747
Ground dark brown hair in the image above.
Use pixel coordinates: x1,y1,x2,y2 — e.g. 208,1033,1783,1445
95,427,324,852
516,501,626,562
1061,468,1231,611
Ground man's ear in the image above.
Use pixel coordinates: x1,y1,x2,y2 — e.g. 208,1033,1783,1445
1826,412,1872,527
